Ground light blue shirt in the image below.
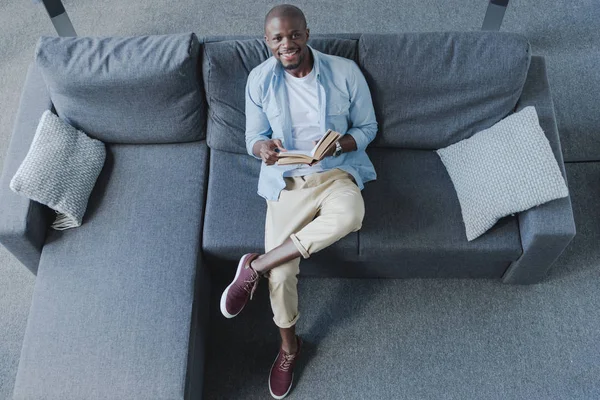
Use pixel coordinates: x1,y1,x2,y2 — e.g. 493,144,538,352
245,46,378,201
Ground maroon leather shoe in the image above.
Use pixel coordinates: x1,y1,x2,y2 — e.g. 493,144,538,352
269,336,302,399
220,253,260,318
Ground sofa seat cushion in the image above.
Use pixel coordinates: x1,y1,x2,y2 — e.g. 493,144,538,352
358,148,523,278
13,141,208,400
202,150,358,268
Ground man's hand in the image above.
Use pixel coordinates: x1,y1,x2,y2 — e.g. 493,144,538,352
254,139,287,165
313,134,358,161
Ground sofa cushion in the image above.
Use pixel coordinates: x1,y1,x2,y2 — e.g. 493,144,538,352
436,106,569,241
10,110,106,230
359,32,531,149
202,149,358,268
358,148,523,277
13,142,208,400
35,33,204,144
202,37,358,154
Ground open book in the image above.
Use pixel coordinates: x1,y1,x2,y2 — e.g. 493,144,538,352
277,129,342,165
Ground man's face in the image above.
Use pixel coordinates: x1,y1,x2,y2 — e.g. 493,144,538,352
264,16,310,71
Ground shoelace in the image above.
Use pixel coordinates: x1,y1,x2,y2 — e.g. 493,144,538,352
278,352,297,372
242,270,260,300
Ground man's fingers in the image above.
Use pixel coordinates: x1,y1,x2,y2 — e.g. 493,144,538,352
260,148,279,165
273,139,286,152
260,149,270,164
260,140,288,164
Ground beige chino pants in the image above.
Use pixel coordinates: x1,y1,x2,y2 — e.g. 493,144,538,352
265,168,365,328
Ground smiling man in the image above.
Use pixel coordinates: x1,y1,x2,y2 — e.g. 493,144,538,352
220,5,378,398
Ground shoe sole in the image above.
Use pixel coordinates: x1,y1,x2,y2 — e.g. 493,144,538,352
220,254,253,319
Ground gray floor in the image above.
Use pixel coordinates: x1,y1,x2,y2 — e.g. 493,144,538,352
1,1,599,399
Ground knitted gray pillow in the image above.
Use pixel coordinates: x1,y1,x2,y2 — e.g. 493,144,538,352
10,110,106,230
436,106,569,241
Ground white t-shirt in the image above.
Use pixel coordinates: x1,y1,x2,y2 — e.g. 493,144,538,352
282,68,324,177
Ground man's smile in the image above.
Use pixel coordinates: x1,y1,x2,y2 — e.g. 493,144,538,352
279,48,300,61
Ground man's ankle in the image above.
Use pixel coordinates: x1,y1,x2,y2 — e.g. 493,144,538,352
282,344,298,354
281,337,299,354
250,257,263,274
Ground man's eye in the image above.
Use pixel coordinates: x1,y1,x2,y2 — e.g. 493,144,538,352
292,33,300,39
274,37,281,42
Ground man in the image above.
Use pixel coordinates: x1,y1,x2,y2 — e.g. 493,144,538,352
220,5,377,399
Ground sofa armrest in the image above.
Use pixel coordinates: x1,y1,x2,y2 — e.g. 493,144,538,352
502,56,576,284
0,63,54,275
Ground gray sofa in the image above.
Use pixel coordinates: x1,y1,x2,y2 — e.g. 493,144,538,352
0,32,576,399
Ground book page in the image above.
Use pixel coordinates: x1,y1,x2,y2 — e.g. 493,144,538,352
278,129,339,163
311,129,333,157
277,153,314,165
280,149,312,157
313,130,341,160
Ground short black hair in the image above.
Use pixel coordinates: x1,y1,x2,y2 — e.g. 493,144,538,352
264,4,307,31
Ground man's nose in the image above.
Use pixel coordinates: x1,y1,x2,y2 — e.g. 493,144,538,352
280,36,291,47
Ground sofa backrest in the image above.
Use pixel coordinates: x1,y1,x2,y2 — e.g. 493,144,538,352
358,32,531,150
35,33,205,144
202,36,358,154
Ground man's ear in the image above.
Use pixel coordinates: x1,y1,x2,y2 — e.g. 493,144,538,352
305,28,310,41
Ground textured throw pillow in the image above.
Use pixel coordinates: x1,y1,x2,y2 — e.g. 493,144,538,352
436,106,569,241
10,110,106,230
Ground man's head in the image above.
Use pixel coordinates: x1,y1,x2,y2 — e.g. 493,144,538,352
264,5,311,73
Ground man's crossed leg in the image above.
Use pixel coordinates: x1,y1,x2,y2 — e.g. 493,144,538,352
220,168,364,398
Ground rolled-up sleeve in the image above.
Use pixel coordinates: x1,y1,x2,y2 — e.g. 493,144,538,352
245,71,272,159
346,63,378,152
